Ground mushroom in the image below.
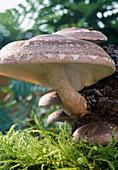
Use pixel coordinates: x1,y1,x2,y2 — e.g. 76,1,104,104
39,91,62,107
47,109,73,125
0,34,115,116
39,91,73,122
39,90,73,117
53,27,107,43
72,122,118,145
0,75,11,102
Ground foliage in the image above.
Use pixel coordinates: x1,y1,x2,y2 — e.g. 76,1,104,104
0,0,118,49
0,79,51,132
0,104,13,133
0,117,118,170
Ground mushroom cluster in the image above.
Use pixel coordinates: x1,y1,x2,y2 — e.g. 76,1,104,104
0,27,117,145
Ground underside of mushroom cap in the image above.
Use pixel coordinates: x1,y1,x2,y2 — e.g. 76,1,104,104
53,27,108,42
0,34,115,91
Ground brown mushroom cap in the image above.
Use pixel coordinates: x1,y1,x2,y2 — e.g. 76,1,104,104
47,109,73,125
0,34,115,116
73,122,118,145
39,91,73,117
53,27,107,43
0,34,115,87
39,91,62,107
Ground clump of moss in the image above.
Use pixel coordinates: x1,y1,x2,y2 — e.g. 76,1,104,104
0,116,118,170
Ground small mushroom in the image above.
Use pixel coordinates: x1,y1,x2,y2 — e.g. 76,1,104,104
53,27,107,43
73,122,118,145
0,75,11,102
39,91,73,117
0,34,115,116
47,109,73,125
39,91,62,107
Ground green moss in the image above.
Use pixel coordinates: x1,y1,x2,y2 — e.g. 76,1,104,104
0,116,118,170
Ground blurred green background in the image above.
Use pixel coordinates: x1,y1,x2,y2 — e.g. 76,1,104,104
0,0,118,133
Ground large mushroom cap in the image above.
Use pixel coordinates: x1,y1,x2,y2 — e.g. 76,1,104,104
0,34,115,115
53,27,107,43
0,34,115,89
73,122,118,145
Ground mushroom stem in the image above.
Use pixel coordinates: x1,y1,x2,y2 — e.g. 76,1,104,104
46,63,87,116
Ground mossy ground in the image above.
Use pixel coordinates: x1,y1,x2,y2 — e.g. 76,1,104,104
0,116,118,170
